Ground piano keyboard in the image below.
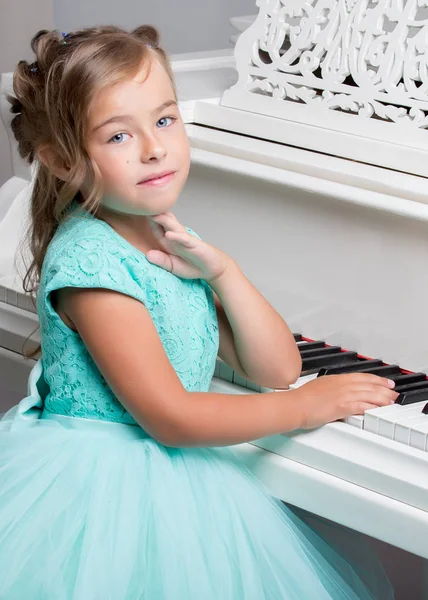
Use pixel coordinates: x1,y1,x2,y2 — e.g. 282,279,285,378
211,337,428,536
213,334,428,453
0,276,36,314
0,276,39,364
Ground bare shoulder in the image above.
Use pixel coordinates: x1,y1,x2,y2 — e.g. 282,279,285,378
54,286,187,445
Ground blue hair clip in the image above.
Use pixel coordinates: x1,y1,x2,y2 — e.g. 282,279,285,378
30,66,38,73
61,32,70,45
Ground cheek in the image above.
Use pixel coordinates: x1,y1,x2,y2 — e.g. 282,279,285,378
174,131,190,164
97,154,130,180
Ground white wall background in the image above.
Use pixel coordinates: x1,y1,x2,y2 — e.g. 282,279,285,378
0,0,255,186
0,0,54,186
54,0,254,54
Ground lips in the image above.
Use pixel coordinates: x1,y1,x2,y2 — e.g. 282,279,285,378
138,171,175,184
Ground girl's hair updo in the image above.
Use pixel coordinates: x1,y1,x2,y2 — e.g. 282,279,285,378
8,25,174,299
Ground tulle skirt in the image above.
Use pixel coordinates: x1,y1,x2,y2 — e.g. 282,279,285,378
0,363,394,599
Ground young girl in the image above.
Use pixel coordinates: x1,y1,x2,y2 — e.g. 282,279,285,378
0,25,397,599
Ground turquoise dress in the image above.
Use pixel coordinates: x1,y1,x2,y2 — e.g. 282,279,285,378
0,204,393,599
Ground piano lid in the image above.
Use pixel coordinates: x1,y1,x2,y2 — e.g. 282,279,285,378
215,0,428,178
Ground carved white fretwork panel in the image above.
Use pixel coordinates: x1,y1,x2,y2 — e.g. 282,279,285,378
221,0,428,165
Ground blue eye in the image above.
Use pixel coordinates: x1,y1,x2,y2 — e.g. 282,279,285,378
157,116,176,128
109,132,131,144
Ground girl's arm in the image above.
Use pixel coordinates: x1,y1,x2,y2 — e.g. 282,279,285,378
60,287,397,448
210,261,301,389
146,213,301,388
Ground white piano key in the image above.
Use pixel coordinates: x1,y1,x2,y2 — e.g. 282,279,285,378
246,380,262,392
364,404,403,434
214,359,221,378
409,420,428,452
0,276,37,314
289,372,319,389
27,297,37,314
213,361,262,392
233,372,248,388
5,287,18,307
218,361,234,383
27,296,35,313
209,377,248,395
344,415,364,429
378,403,427,440
394,412,428,446
17,291,29,311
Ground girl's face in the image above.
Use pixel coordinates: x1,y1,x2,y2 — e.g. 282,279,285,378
85,59,190,216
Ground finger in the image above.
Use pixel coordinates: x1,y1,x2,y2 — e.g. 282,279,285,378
145,249,173,272
148,214,171,234
164,230,198,248
148,219,166,240
357,383,397,396
347,373,396,388
356,387,398,405
146,250,198,278
358,383,398,398
369,392,398,406
149,212,167,222
150,212,185,234
352,402,389,415
152,210,175,220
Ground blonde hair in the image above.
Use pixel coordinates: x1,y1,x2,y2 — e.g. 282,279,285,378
9,25,175,299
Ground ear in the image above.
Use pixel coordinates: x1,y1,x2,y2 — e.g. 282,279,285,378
37,145,70,181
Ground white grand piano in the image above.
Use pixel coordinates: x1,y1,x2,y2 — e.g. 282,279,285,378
1,2,428,595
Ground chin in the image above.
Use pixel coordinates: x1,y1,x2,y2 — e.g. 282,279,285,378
100,187,181,216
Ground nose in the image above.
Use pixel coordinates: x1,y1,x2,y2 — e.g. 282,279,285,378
140,133,167,162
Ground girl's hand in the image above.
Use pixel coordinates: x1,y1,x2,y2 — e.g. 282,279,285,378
294,373,399,430
146,212,230,281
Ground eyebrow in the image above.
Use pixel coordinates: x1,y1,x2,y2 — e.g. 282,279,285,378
91,100,178,133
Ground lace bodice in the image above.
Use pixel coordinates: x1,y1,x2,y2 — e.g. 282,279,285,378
37,204,219,425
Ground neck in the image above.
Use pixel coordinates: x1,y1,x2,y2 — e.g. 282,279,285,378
96,204,161,254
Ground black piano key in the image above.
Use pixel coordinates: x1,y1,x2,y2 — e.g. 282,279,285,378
302,351,358,372
318,359,383,377
391,373,428,386
295,335,428,402
394,381,428,394
300,346,342,359
356,365,401,377
297,341,326,352
397,389,428,406
422,403,428,415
